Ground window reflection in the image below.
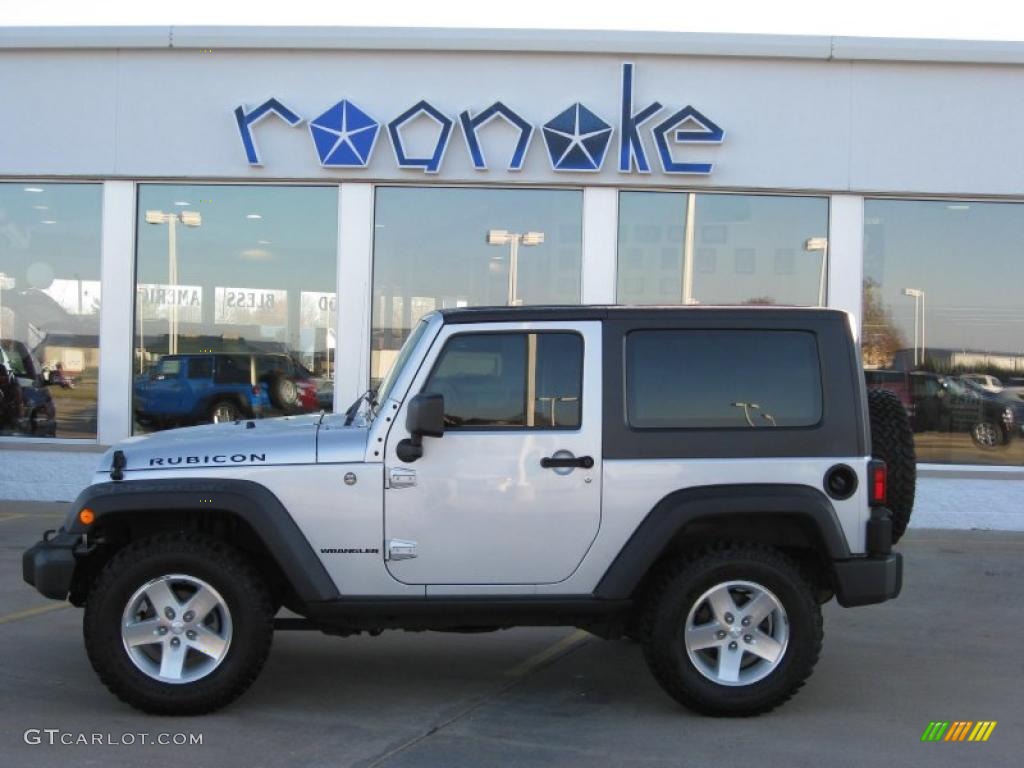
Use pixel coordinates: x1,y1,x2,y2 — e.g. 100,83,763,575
0,183,102,438
132,185,337,432
863,199,1024,466
617,192,829,306
371,187,583,386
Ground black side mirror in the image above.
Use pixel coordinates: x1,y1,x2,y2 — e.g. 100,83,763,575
396,393,445,462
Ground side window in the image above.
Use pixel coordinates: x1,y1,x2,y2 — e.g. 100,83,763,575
214,355,252,385
626,330,822,429
186,357,213,380
424,332,583,430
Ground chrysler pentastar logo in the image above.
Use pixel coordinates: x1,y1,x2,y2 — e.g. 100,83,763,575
309,100,380,168
541,103,613,172
233,63,724,175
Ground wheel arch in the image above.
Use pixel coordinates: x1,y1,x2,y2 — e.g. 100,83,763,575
64,479,339,607
594,484,851,601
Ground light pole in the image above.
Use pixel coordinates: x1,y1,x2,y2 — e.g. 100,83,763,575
145,210,201,354
486,230,545,306
902,287,925,367
0,272,13,335
804,236,829,307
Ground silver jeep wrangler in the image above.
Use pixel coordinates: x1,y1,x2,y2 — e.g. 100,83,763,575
23,306,914,716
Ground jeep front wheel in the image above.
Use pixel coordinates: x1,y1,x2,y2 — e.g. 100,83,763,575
642,544,822,716
83,533,274,715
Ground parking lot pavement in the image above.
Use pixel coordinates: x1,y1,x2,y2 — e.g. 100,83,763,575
1,503,1021,768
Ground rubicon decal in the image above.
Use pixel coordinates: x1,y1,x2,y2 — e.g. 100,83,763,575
920,721,997,742
233,63,723,174
149,454,267,466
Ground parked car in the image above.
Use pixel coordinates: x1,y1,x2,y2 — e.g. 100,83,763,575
0,338,57,435
864,369,913,417
909,372,1021,448
960,373,1004,394
134,352,320,428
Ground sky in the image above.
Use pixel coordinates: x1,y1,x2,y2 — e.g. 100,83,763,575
3,0,1024,41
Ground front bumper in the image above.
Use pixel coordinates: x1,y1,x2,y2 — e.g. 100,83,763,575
22,530,81,601
833,552,903,607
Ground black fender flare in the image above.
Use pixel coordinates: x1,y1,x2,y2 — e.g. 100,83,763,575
64,478,339,603
594,484,851,600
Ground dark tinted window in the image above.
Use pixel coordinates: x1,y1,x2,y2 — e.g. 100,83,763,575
214,355,251,385
626,330,821,429
186,357,213,380
425,332,582,429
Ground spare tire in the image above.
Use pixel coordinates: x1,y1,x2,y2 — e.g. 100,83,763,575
867,388,916,543
268,376,299,411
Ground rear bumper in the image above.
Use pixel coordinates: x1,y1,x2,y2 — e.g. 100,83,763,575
22,531,81,601
833,552,903,607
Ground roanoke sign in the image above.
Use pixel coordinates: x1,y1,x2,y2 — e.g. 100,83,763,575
234,63,724,175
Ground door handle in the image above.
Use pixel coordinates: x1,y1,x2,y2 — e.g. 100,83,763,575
540,455,594,469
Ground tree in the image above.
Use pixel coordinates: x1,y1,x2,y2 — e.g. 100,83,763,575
861,278,905,368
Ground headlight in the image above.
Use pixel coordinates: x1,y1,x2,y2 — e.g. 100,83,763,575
1002,407,1014,423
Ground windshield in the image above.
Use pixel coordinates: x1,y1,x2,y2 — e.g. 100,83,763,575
374,319,430,409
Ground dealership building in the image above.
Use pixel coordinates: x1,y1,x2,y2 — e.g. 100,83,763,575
0,26,1022,516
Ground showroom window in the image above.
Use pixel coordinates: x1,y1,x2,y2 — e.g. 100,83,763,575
133,185,337,432
863,199,1024,466
0,182,102,439
617,192,829,306
371,187,583,386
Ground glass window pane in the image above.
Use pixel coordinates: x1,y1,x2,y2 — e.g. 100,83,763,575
427,334,527,428
862,199,1024,466
617,192,829,307
424,332,583,430
0,182,102,439
133,185,337,432
371,187,583,386
626,330,822,429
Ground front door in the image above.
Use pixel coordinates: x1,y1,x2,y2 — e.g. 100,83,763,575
383,321,602,585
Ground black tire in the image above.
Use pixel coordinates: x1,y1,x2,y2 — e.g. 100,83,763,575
268,376,300,410
83,533,274,715
642,543,822,716
970,420,1008,449
210,399,242,423
867,388,916,543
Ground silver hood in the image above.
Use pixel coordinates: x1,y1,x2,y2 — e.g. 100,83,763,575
98,414,324,475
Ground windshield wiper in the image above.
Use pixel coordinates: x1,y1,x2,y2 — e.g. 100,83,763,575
343,388,377,426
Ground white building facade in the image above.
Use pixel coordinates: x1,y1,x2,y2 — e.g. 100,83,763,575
1,27,1023,511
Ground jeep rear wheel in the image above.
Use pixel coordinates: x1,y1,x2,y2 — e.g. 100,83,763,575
642,544,822,716
210,399,242,423
867,388,916,543
83,533,273,715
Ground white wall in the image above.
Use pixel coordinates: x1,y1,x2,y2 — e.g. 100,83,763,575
0,48,1022,195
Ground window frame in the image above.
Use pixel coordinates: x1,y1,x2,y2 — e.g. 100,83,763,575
420,329,585,433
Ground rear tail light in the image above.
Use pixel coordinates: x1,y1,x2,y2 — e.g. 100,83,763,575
252,385,261,395
868,460,887,506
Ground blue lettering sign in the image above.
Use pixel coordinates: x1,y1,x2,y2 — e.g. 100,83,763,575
232,65,723,174
652,106,725,174
618,63,662,173
234,98,303,166
459,102,534,171
387,100,454,173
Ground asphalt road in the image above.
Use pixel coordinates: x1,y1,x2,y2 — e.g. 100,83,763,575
1,502,1021,768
